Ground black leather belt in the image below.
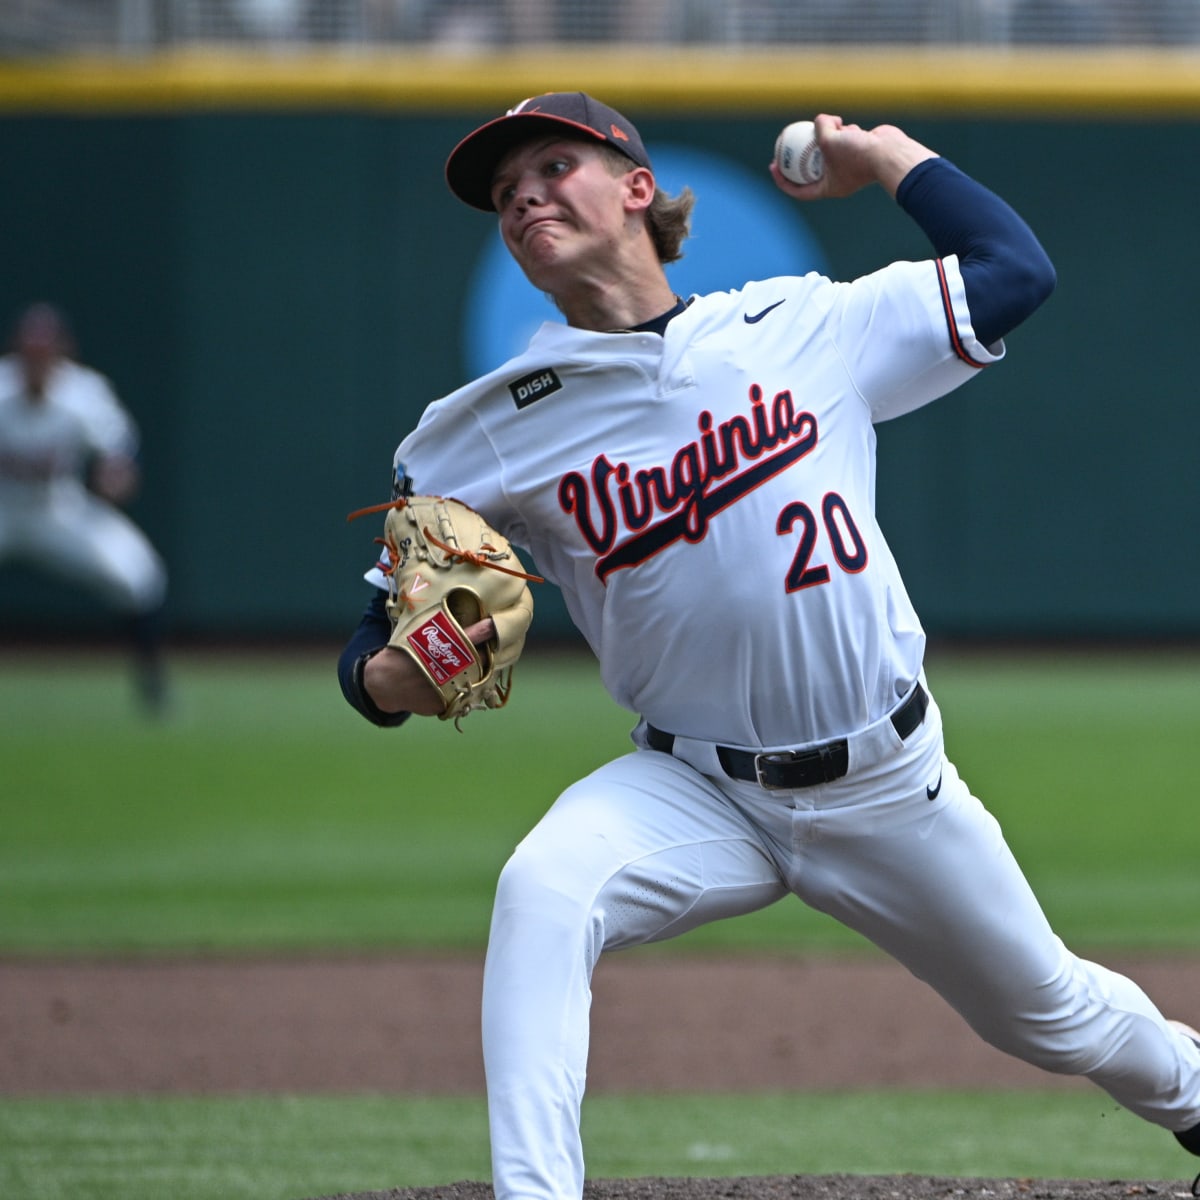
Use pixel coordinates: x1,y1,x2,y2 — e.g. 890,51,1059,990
645,683,928,791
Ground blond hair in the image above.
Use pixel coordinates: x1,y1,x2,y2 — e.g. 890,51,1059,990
598,145,694,265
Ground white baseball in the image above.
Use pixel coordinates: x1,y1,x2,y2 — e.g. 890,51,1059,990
774,120,824,185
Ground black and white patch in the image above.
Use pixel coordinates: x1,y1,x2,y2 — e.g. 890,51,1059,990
508,368,563,409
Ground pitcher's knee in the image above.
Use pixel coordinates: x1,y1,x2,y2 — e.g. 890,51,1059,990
492,841,603,932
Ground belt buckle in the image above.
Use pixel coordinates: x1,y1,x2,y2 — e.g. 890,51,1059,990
754,750,799,790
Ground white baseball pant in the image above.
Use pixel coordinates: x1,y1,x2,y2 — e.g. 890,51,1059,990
482,690,1200,1200
0,487,166,613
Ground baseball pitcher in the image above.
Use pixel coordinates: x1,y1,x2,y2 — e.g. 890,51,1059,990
338,94,1200,1200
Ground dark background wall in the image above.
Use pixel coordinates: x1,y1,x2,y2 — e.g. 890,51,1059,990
0,66,1196,643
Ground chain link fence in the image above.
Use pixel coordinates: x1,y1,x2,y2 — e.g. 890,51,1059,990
2,0,1198,53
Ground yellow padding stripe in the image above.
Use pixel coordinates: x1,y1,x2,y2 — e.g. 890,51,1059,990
1,47,1199,116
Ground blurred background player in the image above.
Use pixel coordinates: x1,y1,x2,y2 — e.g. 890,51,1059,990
0,302,169,713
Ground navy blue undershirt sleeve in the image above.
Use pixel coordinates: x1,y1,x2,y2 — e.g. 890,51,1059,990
337,588,412,728
896,157,1056,347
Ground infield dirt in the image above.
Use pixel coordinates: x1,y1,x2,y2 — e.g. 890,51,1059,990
5,952,1200,1200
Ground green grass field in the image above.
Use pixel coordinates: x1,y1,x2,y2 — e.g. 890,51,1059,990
0,1091,1183,1200
1,644,1198,1198
2,645,1196,955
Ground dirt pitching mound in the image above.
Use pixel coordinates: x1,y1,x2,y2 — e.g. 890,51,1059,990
310,1173,1198,1200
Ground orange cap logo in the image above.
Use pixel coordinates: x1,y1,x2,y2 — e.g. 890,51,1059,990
609,124,629,142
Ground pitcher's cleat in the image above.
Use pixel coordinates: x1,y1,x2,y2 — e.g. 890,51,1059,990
1168,1021,1200,1161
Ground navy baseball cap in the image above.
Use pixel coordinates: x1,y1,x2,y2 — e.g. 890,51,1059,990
445,92,652,211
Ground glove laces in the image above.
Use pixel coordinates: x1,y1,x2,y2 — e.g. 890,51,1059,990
346,497,544,583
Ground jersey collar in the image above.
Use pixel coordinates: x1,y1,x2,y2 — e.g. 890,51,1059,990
617,295,691,337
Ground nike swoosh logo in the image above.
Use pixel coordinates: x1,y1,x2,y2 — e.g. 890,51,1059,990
926,772,943,801
744,299,786,324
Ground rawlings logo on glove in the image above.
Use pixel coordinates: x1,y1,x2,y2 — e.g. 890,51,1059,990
409,612,475,685
348,494,541,725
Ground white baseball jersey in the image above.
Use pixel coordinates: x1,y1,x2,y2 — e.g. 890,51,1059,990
0,355,166,612
0,356,139,502
373,256,1000,748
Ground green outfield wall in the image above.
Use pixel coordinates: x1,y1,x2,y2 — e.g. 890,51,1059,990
0,49,1197,642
